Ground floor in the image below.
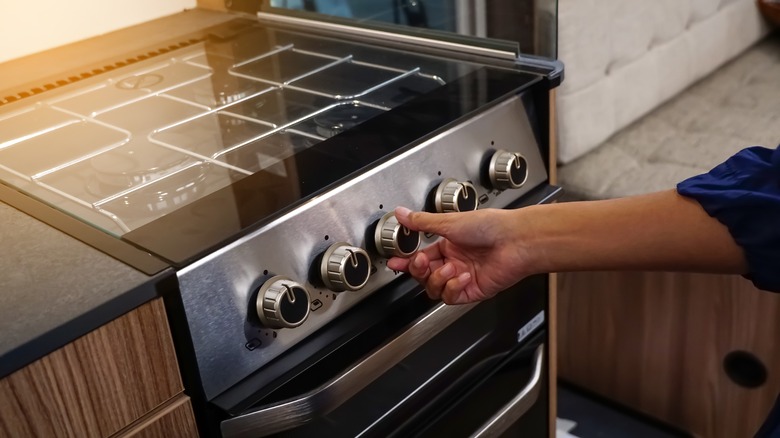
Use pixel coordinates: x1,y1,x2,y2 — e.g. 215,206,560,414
557,384,691,438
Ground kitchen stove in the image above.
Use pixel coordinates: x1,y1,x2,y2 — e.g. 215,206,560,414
0,7,561,437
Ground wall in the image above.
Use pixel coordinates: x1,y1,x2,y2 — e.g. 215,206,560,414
0,0,196,63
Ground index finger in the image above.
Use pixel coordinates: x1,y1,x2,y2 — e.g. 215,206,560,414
394,206,455,238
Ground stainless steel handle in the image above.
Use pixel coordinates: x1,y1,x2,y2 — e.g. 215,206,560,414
221,301,478,438
256,12,518,61
470,344,545,437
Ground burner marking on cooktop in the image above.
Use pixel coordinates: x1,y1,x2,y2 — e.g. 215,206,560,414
116,74,164,90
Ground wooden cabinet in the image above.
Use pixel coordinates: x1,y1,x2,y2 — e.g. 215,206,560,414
558,271,780,438
0,298,198,438
114,395,198,438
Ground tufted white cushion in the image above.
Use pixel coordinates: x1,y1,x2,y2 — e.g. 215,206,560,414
557,33,780,200
557,0,770,164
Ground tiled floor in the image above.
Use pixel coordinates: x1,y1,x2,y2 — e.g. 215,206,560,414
557,384,691,438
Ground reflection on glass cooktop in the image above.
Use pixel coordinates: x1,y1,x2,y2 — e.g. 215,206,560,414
0,24,475,236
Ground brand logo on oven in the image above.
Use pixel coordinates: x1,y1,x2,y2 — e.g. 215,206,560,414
517,311,545,343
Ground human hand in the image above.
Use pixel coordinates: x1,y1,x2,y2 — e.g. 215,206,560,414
386,206,536,305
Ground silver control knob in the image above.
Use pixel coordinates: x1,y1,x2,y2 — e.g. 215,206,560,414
488,150,528,190
320,242,372,292
256,276,311,329
434,178,479,213
374,211,421,258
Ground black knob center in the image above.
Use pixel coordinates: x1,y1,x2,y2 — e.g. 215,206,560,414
343,251,371,289
456,184,478,211
509,156,528,186
278,285,310,326
396,226,420,255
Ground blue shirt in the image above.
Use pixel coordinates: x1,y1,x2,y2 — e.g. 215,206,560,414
677,145,780,293
677,145,780,437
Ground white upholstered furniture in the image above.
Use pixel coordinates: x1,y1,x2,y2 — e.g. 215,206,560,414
556,0,771,166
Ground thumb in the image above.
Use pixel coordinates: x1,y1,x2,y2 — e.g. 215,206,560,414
394,206,453,237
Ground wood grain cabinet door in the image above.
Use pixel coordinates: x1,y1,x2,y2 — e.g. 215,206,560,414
558,271,780,438
113,395,198,438
0,299,185,438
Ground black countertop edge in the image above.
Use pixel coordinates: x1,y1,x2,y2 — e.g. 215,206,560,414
0,268,177,379
0,183,169,276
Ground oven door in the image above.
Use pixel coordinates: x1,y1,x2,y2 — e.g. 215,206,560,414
217,271,548,438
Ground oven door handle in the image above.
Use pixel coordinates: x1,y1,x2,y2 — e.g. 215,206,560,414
470,343,545,437
221,301,478,438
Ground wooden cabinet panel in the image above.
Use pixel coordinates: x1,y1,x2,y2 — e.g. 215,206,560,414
114,395,198,438
0,298,183,438
558,271,780,438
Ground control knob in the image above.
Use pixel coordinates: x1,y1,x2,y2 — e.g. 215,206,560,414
374,211,421,258
434,178,479,213
488,150,528,190
256,276,311,329
320,242,372,292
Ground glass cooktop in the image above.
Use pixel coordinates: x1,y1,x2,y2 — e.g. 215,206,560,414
0,20,542,265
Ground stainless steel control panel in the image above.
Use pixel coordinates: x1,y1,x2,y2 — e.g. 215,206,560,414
176,95,547,399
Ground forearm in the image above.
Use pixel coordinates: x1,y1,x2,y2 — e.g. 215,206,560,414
522,189,749,275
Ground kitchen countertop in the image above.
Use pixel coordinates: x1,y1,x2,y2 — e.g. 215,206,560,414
0,200,173,378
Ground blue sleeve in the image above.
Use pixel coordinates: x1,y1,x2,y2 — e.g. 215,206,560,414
676,145,780,293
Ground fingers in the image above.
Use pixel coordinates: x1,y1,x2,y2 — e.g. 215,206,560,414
385,256,410,272
422,261,475,302
426,262,455,298
388,251,432,280
410,252,433,278
387,207,481,304
388,251,451,299
395,206,453,237
387,239,443,271
441,273,473,304
388,251,476,304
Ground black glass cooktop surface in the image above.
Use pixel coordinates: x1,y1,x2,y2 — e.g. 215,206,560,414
0,20,542,266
